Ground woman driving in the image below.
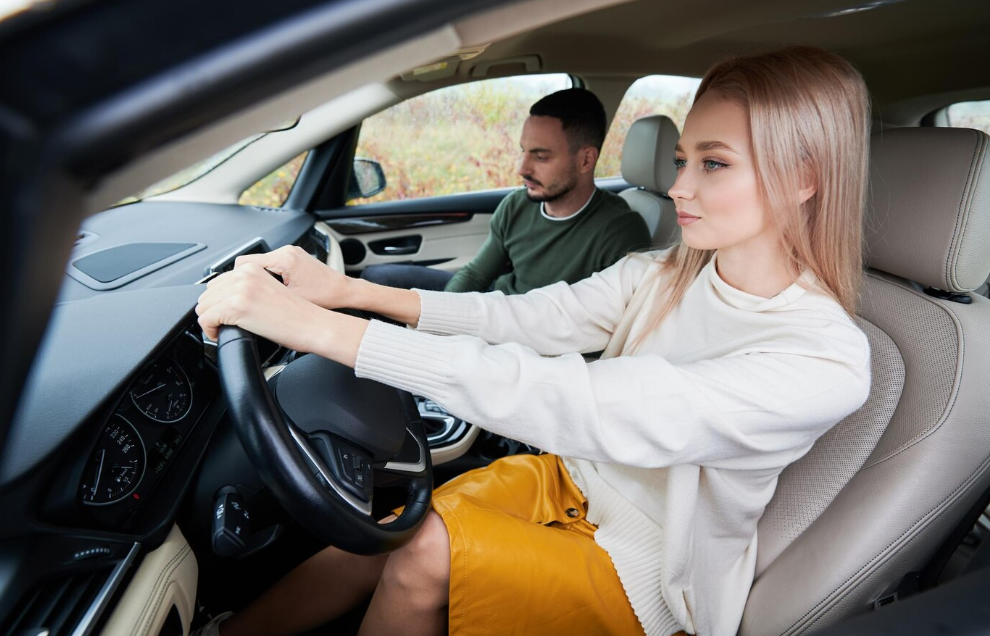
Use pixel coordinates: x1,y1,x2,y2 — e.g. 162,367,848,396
195,45,872,636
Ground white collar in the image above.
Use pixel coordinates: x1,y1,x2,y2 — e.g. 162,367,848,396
540,188,597,222
707,252,816,312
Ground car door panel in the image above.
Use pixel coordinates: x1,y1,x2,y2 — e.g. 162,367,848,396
318,188,511,273
318,179,633,274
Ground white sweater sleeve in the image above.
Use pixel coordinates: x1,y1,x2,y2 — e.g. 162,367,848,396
414,252,660,356
355,319,871,471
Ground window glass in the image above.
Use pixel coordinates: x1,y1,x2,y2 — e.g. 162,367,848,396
239,151,309,207
349,74,572,204
115,136,262,206
596,75,702,179
116,118,300,207
945,100,990,136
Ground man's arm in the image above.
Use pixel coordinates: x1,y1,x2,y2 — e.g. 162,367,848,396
444,203,512,292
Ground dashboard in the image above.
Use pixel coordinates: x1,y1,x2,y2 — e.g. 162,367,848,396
0,201,461,636
74,327,218,530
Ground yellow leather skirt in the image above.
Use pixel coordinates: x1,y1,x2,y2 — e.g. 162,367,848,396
429,453,675,636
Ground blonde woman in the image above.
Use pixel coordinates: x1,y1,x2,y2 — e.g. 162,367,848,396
195,46,872,636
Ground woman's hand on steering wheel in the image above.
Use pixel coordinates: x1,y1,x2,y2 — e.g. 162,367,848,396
234,245,355,310
195,262,368,366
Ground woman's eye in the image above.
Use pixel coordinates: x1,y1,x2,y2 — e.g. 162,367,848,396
673,158,687,169
702,159,728,172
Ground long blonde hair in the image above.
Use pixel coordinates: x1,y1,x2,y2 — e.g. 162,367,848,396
637,46,870,341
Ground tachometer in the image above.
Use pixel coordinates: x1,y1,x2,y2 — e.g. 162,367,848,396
80,415,146,505
129,359,193,423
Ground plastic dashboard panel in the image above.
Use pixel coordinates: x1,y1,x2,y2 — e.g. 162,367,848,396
58,201,312,302
0,284,205,488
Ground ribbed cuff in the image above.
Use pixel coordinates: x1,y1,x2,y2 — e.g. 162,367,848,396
563,457,683,636
354,319,456,403
414,289,481,336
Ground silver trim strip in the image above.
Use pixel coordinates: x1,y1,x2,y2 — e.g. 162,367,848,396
206,237,270,275
71,542,140,636
382,428,428,474
287,425,373,516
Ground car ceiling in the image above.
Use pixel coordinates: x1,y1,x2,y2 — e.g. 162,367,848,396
395,0,990,126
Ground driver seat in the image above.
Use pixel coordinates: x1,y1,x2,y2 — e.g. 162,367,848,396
740,126,990,635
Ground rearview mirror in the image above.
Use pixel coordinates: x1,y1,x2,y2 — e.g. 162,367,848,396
347,158,387,200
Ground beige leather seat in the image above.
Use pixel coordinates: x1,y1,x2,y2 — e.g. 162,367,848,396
741,126,990,634
619,115,681,248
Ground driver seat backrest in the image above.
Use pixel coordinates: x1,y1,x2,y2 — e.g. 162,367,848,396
741,126,990,636
619,115,681,248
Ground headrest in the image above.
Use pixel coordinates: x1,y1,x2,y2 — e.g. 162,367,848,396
620,115,680,193
866,127,990,292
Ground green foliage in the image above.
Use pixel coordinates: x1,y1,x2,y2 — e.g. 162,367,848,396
596,93,692,179
239,152,309,207
349,79,695,204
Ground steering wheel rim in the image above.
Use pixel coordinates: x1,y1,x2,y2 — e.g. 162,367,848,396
216,325,433,555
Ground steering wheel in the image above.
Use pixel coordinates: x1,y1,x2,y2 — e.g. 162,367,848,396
216,325,433,555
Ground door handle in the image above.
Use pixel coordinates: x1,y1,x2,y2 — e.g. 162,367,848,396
368,235,422,256
382,245,417,255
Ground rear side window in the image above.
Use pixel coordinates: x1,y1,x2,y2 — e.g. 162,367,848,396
348,74,572,204
944,100,990,135
596,74,701,179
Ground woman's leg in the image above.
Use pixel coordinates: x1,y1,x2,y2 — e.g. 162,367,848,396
219,545,389,636
358,511,451,636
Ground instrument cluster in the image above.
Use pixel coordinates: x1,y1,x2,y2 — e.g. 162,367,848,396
78,328,216,525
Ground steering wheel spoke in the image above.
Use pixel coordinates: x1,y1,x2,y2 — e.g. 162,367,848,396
217,325,432,554
377,427,428,477
291,428,374,516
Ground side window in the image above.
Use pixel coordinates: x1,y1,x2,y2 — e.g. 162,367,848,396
943,100,990,136
239,151,309,207
348,74,572,205
596,75,702,179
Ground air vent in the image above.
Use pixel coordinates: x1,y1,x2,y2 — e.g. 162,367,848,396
3,566,112,636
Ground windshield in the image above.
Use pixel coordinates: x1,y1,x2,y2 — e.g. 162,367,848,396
113,116,301,206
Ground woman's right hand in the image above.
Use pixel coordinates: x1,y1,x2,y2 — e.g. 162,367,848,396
234,245,353,309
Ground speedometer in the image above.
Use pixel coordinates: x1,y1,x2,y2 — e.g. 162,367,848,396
80,415,146,505
129,359,193,423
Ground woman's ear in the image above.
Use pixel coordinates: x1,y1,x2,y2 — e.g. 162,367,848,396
798,164,817,204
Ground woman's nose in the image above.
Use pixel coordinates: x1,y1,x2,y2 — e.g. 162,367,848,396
667,169,692,201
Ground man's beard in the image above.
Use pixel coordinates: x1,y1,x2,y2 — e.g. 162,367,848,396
523,172,578,203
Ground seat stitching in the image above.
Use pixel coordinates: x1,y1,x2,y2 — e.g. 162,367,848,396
859,274,964,470
790,453,990,635
779,276,984,634
949,131,984,290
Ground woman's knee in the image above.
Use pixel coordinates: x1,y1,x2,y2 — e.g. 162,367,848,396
380,511,450,601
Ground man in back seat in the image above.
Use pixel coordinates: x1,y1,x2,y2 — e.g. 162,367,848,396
361,88,651,293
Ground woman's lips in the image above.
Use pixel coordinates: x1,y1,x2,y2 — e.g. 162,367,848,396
677,211,700,226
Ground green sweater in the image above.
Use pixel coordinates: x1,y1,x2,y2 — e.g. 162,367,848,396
445,188,651,294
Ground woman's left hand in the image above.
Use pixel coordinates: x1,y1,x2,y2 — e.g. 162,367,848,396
196,263,354,358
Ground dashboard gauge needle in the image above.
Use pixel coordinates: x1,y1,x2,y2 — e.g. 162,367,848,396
91,449,105,496
134,383,166,399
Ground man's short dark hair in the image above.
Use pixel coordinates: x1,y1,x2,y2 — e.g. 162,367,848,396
529,88,607,153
